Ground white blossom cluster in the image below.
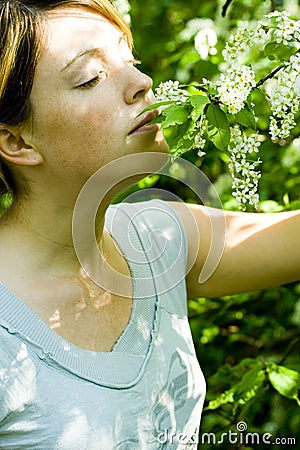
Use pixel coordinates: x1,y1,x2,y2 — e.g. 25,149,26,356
222,23,269,64
222,11,300,64
215,65,256,114
268,53,300,140
261,10,300,45
228,126,262,209
219,10,300,164
155,80,189,103
220,7,300,122
222,26,253,63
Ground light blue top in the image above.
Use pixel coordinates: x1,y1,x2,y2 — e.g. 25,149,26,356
0,200,206,449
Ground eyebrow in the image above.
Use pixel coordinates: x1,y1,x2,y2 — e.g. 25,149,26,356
60,33,126,72
60,48,105,72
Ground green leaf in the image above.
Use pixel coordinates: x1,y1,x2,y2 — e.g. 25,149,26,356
267,363,300,406
289,200,300,210
234,108,256,129
263,41,280,57
206,104,230,152
205,362,265,411
160,105,189,128
137,174,160,189
233,364,265,406
166,119,195,158
138,101,176,116
190,94,210,119
264,41,297,61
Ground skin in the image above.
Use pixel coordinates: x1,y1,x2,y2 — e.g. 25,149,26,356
0,7,168,351
0,6,299,350
174,202,300,298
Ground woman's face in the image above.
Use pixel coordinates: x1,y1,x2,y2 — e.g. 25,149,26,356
23,7,168,183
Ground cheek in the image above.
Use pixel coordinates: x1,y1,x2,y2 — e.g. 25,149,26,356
33,97,120,154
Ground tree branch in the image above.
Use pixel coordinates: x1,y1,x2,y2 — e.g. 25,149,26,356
278,337,300,365
222,0,234,17
256,63,285,88
256,48,300,88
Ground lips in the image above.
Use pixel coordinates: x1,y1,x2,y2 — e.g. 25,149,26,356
129,110,159,135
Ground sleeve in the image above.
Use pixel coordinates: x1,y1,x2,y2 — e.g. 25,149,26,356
107,200,189,314
0,327,13,422
0,326,38,423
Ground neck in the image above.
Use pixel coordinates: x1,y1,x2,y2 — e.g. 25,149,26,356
0,165,143,300
0,183,112,277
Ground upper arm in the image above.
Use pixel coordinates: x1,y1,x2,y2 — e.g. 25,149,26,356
170,202,300,298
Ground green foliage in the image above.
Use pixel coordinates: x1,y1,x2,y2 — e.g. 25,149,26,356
0,192,13,217
188,285,300,448
205,360,300,412
129,0,300,446
234,108,256,129
267,363,300,405
206,104,230,152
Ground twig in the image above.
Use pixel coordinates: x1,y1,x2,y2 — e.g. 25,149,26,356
256,63,285,88
265,329,300,350
278,337,300,365
222,0,234,17
256,48,300,88
220,328,264,348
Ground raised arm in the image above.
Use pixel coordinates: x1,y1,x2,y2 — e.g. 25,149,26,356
171,202,300,299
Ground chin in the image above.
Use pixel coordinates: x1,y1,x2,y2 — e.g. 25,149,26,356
156,132,170,154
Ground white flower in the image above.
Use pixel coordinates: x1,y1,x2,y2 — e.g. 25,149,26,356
194,116,207,151
194,28,218,60
267,53,300,140
228,126,261,210
248,191,260,208
155,80,189,103
214,65,256,113
252,27,268,45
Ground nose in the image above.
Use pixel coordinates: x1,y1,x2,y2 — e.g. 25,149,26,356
124,68,153,104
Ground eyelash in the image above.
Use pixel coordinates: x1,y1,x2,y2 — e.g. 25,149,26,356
77,73,105,89
77,59,141,89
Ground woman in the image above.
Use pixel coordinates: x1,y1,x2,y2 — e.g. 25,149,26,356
0,1,299,448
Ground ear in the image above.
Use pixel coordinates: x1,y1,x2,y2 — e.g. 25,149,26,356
0,128,43,166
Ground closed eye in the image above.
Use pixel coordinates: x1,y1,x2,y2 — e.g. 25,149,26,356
77,71,107,89
76,60,140,89
77,76,100,89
